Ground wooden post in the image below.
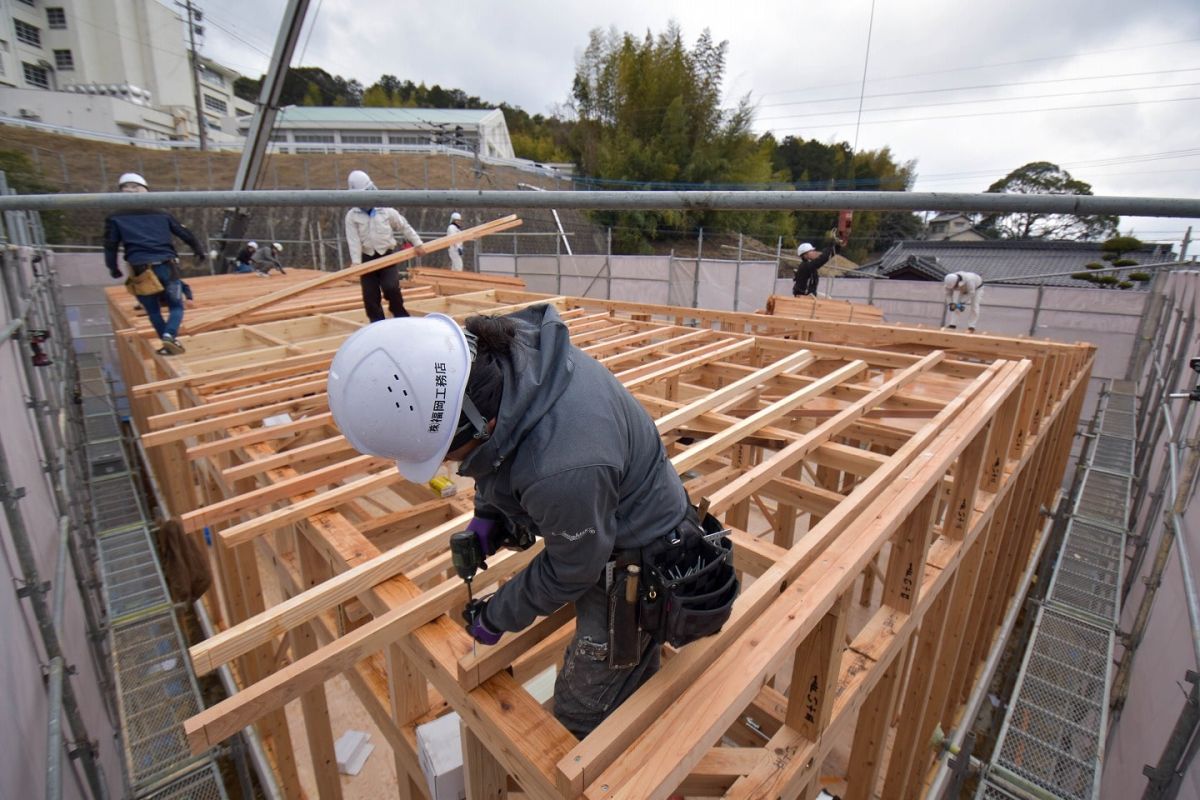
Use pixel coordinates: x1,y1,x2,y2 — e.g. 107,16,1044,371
462,723,508,800
844,645,905,800
294,535,344,800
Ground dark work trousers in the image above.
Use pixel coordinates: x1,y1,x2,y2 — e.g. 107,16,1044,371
553,580,660,739
358,249,408,322
135,262,185,338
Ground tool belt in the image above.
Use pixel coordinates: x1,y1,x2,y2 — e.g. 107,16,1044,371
606,505,739,665
125,261,173,297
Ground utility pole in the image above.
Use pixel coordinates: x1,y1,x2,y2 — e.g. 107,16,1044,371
183,0,208,151
1180,226,1192,263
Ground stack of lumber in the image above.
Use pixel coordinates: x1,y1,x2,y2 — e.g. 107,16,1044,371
109,267,1093,800
765,293,885,324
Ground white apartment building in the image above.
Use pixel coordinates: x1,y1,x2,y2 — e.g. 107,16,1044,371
0,0,250,143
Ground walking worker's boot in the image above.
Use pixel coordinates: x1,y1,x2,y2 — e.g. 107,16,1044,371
158,334,185,355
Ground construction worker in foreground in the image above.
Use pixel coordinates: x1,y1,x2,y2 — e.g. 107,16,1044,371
103,172,204,355
944,271,984,332
792,234,845,296
447,211,465,271
344,170,425,322
327,307,738,738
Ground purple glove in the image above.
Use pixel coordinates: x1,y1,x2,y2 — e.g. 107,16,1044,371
467,515,500,557
463,599,502,645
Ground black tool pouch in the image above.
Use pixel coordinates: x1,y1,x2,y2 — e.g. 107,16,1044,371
639,510,739,648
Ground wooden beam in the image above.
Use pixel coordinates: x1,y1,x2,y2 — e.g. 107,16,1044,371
184,545,540,752
653,349,816,435
670,360,866,474
191,513,470,675
218,470,406,546
181,453,390,533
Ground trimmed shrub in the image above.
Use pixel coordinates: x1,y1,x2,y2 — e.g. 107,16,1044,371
1118,281,1134,290
1071,272,1094,281
1085,262,1105,269
1129,272,1151,282
1113,258,1138,267
1096,274,1120,286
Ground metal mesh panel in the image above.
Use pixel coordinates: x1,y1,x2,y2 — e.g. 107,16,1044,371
75,348,229,797
83,411,121,441
1046,519,1123,624
82,395,111,416
1105,385,1136,413
141,763,228,800
975,779,1026,800
98,526,169,623
86,438,128,478
1099,409,1135,438
1074,470,1130,527
92,473,145,532
112,612,204,786
1090,435,1134,475
994,609,1111,800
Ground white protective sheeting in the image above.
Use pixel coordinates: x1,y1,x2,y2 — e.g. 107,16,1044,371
691,259,777,312
0,250,122,800
1102,271,1200,800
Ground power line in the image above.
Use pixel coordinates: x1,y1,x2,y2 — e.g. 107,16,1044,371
764,95,1200,134
757,81,1200,124
851,0,877,157
756,37,1200,100
758,67,1200,110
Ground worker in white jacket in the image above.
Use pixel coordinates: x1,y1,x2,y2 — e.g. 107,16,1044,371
447,211,465,271
344,169,425,322
943,271,984,332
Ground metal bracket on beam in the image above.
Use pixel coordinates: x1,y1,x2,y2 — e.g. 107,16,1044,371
16,579,50,598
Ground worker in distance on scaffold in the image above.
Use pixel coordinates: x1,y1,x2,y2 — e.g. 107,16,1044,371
343,169,425,322
103,172,205,356
326,307,740,738
943,271,984,332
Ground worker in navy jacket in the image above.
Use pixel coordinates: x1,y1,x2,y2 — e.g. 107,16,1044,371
103,172,204,355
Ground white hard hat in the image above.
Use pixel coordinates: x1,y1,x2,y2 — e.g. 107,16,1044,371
943,273,960,289
796,243,815,256
450,212,462,222
272,242,283,252
247,241,258,249
327,314,474,483
347,170,376,191
118,172,147,189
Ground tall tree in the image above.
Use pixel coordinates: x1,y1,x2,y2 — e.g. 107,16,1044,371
981,161,1118,240
768,134,919,260
568,24,789,250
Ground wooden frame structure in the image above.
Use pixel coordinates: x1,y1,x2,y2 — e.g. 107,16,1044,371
109,267,1092,800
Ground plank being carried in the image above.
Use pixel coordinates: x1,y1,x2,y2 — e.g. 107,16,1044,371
187,215,523,334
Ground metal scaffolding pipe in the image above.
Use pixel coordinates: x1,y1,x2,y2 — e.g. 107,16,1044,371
1,189,1199,217
45,656,65,800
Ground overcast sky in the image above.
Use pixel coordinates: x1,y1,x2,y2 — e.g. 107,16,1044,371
189,0,1200,248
